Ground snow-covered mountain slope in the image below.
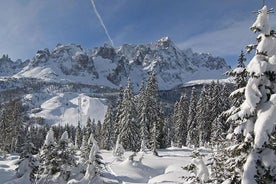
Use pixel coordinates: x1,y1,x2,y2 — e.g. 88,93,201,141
25,93,108,126
0,55,27,77
11,37,230,90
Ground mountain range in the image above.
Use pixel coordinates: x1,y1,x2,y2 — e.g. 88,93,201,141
0,37,230,125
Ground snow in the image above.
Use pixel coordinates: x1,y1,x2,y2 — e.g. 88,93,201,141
0,155,20,183
60,131,69,142
254,94,276,148
256,34,276,57
246,55,267,76
0,148,210,184
44,128,55,146
251,5,270,35
183,78,233,87
191,157,209,182
241,151,257,184
229,87,245,98
105,149,193,184
31,93,108,126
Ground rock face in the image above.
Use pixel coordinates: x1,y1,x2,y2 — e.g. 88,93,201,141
2,37,229,90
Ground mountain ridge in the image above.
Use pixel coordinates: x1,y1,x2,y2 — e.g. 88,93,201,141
1,37,230,90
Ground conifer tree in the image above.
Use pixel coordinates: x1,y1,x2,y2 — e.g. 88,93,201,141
101,105,114,150
56,131,76,181
84,134,103,180
186,87,199,147
171,101,179,146
0,99,26,153
214,5,276,183
113,86,124,144
195,86,210,146
142,72,165,153
226,50,247,106
15,130,38,184
95,120,102,143
118,79,140,151
37,128,59,182
74,122,82,148
174,94,189,147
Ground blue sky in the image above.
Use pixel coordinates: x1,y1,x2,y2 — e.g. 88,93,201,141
0,0,275,66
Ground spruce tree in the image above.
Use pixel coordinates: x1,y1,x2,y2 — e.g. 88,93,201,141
143,73,165,153
226,50,247,106
195,86,210,146
215,5,276,183
113,86,124,145
186,87,199,147
74,122,82,148
101,105,114,150
37,128,59,182
118,79,140,151
15,130,38,184
84,134,103,180
174,94,189,147
56,131,76,181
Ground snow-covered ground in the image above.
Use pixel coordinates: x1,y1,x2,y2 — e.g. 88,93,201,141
0,148,211,184
0,155,20,183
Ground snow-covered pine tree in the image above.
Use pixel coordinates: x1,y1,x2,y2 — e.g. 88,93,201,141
210,83,232,145
150,102,165,156
186,87,199,147
226,50,247,107
163,116,174,148
101,104,114,150
84,133,103,180
37,128,59,182
118,79,140,151
56,131,77,181
95,120,102,143
113,86,124,145
174,94,189,148
15,130,38,184
0,99,26,153
225,5,276,183
80,118,95,156
194,85,210,146
136,82,150,151
113,137,125,157
145,72,165,153
74,122,82,148
171,100,179,146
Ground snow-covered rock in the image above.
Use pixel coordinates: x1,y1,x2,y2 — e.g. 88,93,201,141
7,37,230,90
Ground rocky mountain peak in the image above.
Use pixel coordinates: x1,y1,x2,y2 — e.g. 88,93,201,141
1,37,230,90
154,36,174,49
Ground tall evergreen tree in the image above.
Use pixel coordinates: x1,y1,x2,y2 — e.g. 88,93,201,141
56,131,76,181
195,86,210,146
15,130,38,184
74,122,82,148
37,128,59,182
0,99,26,153
101,105,114,150
226,50,247,106
213,5,276,183
174,94,189,147
141,73,165,153
118,79,140,151
186,87,198,147
113,86,124,145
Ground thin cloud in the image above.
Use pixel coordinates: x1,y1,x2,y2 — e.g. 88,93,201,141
177,19,255,57
177,14,276,58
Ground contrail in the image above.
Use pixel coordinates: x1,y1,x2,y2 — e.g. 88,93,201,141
90,0,114,47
